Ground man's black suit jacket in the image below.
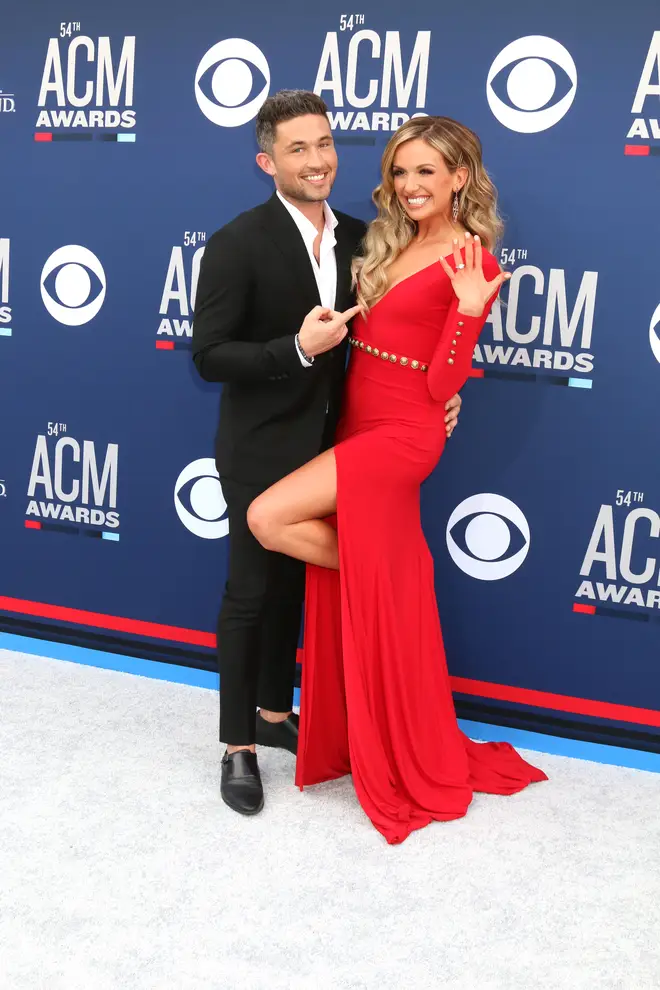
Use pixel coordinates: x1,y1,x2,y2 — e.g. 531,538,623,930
192,193,367,486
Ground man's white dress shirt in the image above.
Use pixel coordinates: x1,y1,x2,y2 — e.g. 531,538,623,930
276,190,338,367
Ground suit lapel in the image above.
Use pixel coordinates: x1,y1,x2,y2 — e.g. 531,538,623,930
259,194,321,312
259,193,358,315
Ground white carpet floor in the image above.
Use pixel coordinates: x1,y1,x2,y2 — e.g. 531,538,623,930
1,647,660,990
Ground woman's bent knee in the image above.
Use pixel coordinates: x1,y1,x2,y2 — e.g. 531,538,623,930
247,497,279,550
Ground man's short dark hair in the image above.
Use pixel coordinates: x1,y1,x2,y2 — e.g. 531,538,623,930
256,90,330,154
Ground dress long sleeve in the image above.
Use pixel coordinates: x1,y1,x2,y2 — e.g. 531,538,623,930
427,252,501,403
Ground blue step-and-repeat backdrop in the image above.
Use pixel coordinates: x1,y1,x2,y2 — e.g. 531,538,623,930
1,0,659,749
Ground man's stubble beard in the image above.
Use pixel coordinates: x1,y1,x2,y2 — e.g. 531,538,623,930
277,173,335,205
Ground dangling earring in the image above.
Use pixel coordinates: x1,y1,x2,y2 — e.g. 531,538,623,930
452,191,459,223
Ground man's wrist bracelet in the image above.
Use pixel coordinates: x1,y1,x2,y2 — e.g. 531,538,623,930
296,333,313,363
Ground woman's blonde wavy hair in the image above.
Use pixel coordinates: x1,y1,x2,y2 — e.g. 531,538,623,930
352,116,503,311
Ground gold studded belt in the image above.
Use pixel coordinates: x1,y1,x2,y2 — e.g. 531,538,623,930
348,336,429,372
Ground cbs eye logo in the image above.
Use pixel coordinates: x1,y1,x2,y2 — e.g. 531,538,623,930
40,246,106,326
487,36,577,133
194,39,270,128
174,458,229,539
446,494,530,581
650,302,660,365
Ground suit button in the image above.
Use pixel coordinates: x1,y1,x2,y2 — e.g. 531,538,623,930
381,351,389,360
457,321,464,327
447,358,454,365
411,360,419,370
450,349,456,355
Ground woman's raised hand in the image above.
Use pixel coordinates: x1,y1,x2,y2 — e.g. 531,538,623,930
438,233,511,318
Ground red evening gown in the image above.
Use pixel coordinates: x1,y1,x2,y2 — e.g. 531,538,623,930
295,248,548,844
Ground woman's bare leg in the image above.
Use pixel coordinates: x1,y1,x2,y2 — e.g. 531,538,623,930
247,449,339,569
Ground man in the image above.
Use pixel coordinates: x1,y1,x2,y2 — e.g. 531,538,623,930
192,90,461,816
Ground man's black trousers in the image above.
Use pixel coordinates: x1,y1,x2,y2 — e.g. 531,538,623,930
217,476,305,745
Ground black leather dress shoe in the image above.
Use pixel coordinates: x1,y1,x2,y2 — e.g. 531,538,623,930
255,712,299,755
221,750,264,816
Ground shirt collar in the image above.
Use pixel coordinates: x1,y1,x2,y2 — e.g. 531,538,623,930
276,190,338,245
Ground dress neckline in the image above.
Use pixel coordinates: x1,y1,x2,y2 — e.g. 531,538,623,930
375,246,464,309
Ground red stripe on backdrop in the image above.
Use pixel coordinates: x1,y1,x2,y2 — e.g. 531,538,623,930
573,603,596,615
469,368,485,378
24,521,42,530
34,133,53,142
624,144,649,156
0,595,215,648
450,675,660,728
155,341,175,350
1,596,659,727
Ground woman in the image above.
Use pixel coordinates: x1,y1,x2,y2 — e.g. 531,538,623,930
247,116,547,844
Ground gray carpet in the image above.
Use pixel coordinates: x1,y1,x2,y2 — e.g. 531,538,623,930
1,648,659,990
